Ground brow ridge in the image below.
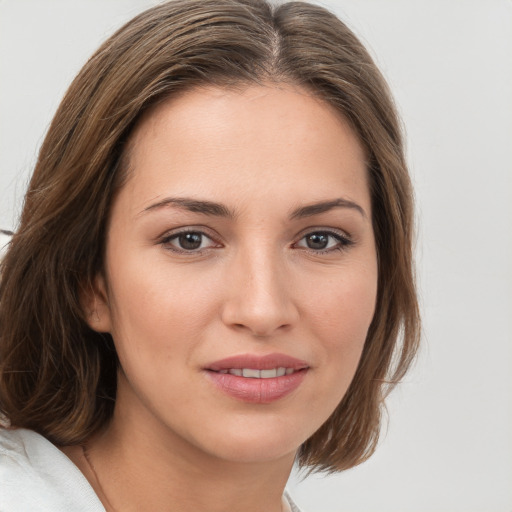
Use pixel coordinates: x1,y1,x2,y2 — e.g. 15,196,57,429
142,196,366,220
142,197,234,218
290,198,367,219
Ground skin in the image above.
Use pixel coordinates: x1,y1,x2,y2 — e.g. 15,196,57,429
64,83,378,512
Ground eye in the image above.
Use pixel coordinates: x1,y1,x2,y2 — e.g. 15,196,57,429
161,230,218,253
294,230,352,253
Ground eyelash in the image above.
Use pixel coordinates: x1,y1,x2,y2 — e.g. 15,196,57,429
159,228,220,255
159,228,354,255
293,230,354,254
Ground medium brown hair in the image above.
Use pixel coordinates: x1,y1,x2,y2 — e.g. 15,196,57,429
0,0,419,472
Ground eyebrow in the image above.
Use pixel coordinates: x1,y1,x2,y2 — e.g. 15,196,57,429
290,198,367,220
141,197,234,217
141,196,367,220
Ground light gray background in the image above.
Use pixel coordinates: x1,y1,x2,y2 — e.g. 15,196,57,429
1,1,511,511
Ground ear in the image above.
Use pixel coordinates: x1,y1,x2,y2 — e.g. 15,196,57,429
81,273,112,333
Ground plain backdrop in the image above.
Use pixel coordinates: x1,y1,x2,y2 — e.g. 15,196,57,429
1,1,511,511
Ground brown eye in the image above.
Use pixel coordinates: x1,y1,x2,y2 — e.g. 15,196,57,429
305,233,329,250
162,231,217,252
295,230,352,253
178,232,203,250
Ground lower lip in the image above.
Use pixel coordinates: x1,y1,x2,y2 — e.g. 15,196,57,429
206,370,307,403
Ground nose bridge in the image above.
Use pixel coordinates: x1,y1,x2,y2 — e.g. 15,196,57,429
221,241,298,336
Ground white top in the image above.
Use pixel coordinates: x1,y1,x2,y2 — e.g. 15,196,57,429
0,428,303,511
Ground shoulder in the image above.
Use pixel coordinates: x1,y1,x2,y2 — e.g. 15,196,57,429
284,489,307,512
0,428,104,512
0,229,10,258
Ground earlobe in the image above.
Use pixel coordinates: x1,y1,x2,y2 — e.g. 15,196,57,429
81,274,112,333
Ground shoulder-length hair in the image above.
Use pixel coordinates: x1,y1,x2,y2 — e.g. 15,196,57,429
0,0,419,472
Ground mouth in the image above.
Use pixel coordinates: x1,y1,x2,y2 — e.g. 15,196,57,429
205,353,309,403
211,367,303,378
206,353,309,373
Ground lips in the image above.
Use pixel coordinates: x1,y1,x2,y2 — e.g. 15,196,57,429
205,353,309,403
218,367,295,378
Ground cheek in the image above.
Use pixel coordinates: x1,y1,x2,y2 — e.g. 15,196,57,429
288,263,377,434
305,264,378,371
105,253,226,371
104,264,215,411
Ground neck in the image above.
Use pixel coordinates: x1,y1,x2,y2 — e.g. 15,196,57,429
75,401,295,512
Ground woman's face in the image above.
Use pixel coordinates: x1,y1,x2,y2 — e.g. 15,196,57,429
92,84,378,464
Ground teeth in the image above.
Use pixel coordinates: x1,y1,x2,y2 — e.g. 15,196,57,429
242,368,260,378
224,367,295,378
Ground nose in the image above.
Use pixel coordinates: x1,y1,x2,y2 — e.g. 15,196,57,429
220,248,299,337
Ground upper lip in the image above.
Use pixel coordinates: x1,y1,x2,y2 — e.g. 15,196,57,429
206,353,309,371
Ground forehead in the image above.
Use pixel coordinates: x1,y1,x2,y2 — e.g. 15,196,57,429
120,84,370,216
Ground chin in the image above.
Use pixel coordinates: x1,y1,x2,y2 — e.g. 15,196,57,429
183,417,309,465
209,438,298,465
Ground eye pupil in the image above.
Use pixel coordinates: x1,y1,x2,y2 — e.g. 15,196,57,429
179,232,202,250
306,233,329,249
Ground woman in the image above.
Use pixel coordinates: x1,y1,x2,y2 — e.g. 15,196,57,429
0,1,420,510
